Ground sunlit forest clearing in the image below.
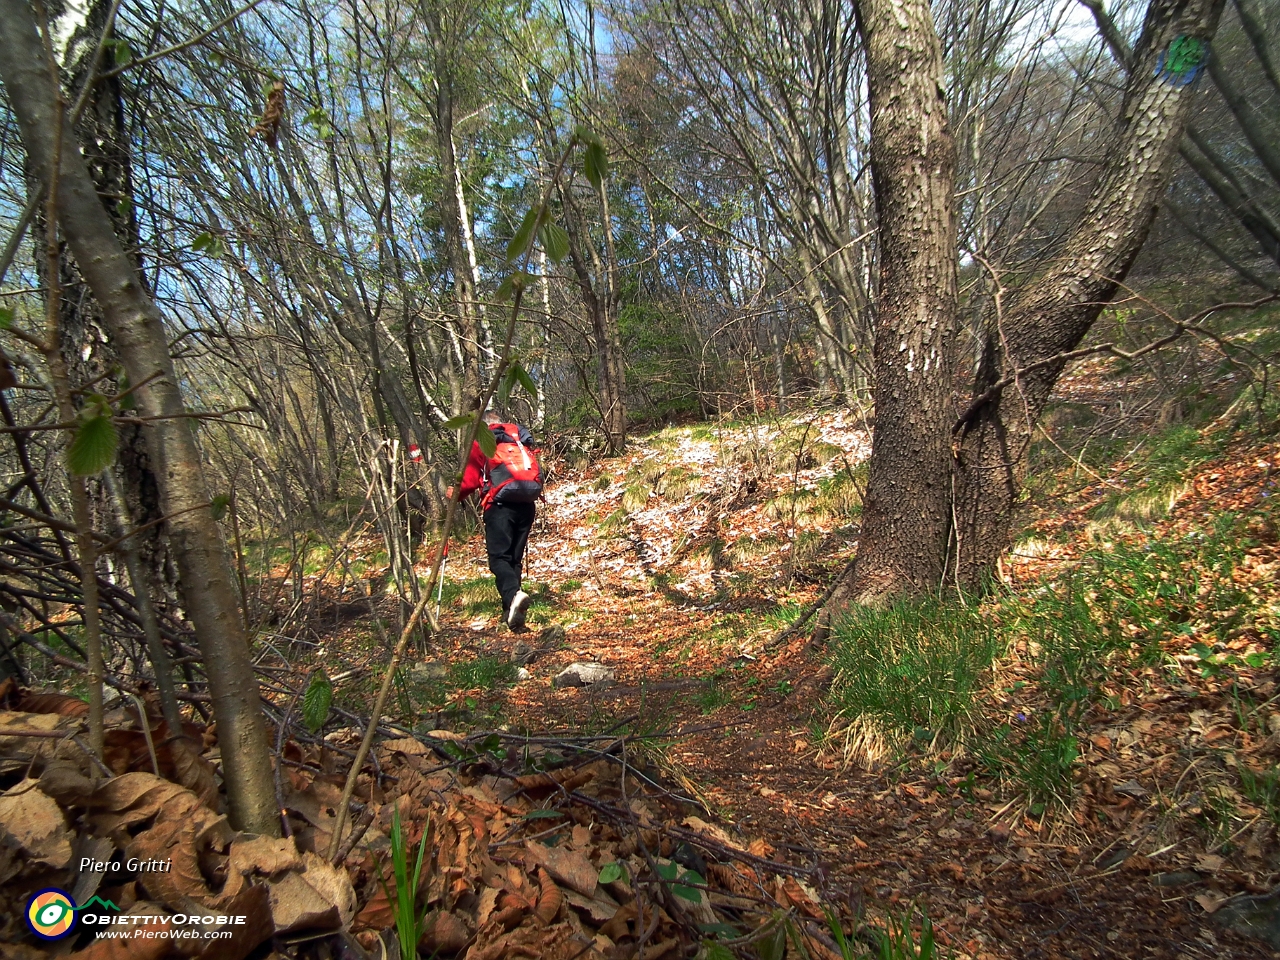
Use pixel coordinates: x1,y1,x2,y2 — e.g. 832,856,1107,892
0,0,1278,956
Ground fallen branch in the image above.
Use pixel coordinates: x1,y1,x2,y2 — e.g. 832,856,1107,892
766,551,859,650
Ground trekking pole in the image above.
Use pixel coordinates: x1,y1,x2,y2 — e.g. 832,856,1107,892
435,538,449,624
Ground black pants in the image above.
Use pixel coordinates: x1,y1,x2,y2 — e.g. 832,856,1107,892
484,501,536,614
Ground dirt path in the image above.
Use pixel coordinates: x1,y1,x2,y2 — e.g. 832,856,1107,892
386,420,1278,960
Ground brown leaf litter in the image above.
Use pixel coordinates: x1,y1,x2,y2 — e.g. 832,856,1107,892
0,683,838,959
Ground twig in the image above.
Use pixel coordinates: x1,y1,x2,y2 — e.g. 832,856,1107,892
100,0,272,78
953,293,1280,432
128,694,161,777
70,734,114,778
275,691,300,839
332,803,375,866
0,726,79,738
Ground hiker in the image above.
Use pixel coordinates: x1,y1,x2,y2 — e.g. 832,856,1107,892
449,412,543,630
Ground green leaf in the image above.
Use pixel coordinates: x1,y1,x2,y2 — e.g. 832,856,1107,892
301,669,333,733
210,494,231,521
496,274,517,303
475,425,497,459
0,307,13,330
442,412,476,430
656,861,679,882
116,197,132,219
583,142,608,190
105,38,132,67
598,862,625,884
67,414,117,476
191,231,224,258
700,944,735,960
672,883,702,902
573,124,604,148
303,106,335,138
506,207,540,263
680,869,705,886
919,914,936,959
537,221,570,263
513,363,537,400
522,809,565,820
756,925,786,960
495,270,533,304
497,364,518,409
116,375,136,413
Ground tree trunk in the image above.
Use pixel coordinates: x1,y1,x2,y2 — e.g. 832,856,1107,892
427,14,483,407
561,181,628,452
845,0,959,605
832,0,1225,616
951,0,1226,586
30,0,179,614
0,0,280,836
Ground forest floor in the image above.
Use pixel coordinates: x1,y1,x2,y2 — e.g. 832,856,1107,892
4,389,1278,960
278,389,1280,960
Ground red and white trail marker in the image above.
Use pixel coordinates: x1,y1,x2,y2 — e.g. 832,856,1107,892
408,443,423,462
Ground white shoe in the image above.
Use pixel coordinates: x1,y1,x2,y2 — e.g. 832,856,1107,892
507,590,531,631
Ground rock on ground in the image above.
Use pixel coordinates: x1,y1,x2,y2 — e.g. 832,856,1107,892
552,663,615,688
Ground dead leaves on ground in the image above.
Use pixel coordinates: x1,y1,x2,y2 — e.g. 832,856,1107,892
0,693,356,955
333,737,829,960
1,677,820,959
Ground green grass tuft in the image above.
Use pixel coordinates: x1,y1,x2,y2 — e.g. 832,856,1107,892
827,596,1006,749
656,465,701,501
437,575,502,616
621,481,652,513
449,655,516,690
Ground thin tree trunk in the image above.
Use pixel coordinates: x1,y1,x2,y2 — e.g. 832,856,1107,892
1180,130,1280,267
105,471,183,733
0,0,280,835
594,168,628,450
428,20,483,406
560,182,627,452
32,0,181,623
1231,0,1280,95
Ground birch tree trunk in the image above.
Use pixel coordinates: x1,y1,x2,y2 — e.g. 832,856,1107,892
0,0,280,835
